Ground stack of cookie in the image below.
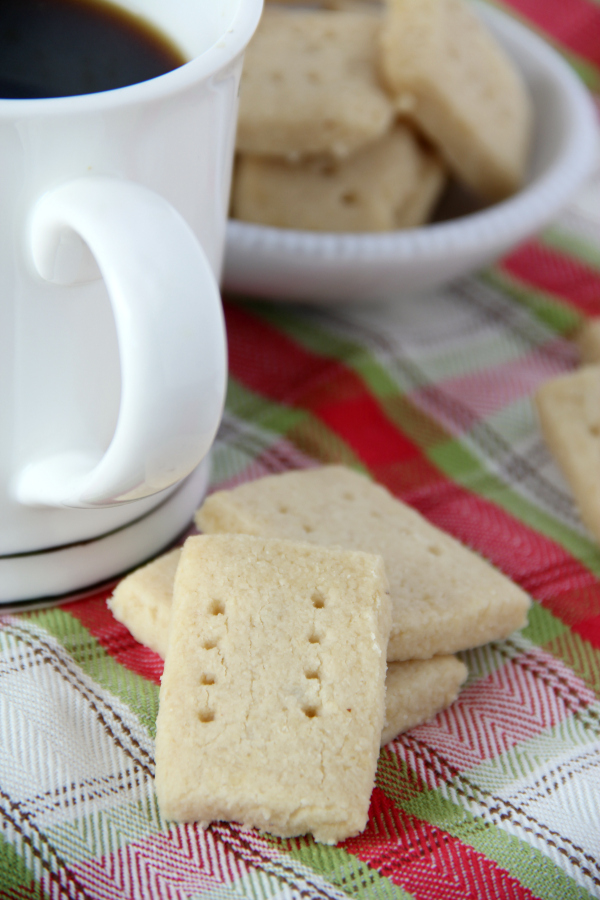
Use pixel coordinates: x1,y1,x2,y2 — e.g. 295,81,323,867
109,466,531,844
231,0,532,232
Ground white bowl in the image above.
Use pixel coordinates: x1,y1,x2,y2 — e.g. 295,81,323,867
223,2,599,304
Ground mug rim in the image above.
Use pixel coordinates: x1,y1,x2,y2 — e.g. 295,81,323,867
0,0,263,116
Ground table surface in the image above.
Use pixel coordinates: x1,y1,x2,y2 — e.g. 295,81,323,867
2,2,600,898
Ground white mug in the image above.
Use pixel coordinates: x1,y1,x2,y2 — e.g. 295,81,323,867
0,0,263,603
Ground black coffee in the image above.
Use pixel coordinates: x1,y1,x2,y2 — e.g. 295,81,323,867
0,0,186,99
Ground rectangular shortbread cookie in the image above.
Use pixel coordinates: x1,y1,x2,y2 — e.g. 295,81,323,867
378,0,531,202
154,534,391,844
232,125,445,232
577,320,600,366
108,549,467,744
237,8,393,160
195,466,530,661
396,152,447,230
382,656,467,744
266,0,382,8
108,548,180,657
535,365,600,545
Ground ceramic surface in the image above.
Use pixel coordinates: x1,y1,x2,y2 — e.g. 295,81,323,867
0,457,210,604
0,0,263,597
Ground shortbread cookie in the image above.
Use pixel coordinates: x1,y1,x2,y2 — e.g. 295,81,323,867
378,0,531,201
232,125,445,232
321,0,382,10
108,551,467,744
397,151,447,229
108,548,180,657
154,534,391,844
196,466,530,661
577,320,600,365
535,365,600,544
382,656,467,745
267,0,381,9
237,8,394,160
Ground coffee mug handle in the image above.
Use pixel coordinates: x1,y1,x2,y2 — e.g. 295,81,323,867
14,176,227,509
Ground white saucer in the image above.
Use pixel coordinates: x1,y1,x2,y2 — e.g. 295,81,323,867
0,456,210,607
223,2,599,304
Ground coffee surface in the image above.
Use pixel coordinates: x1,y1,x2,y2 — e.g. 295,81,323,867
0,0,186,99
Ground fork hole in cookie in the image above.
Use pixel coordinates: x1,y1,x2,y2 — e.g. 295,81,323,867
312,591,325,609
302,704,320,719
428,544,443,556
319,161,337,177
198,710,215,723
202,639,218,650
200,674,215,685
304,668,320,680
302,523,315,534
308,631,321,645
209,599,225,616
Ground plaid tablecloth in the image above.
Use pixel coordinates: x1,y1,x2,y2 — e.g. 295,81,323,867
2,2,600,898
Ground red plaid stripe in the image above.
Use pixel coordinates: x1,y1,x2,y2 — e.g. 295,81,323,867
502,241,600,317
501,0,600,69
345,788,541,900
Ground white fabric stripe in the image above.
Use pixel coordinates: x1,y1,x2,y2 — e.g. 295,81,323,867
0,616,156,889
